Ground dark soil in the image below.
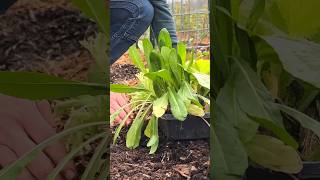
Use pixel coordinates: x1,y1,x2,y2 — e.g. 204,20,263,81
110,64,139,84
0,4,97,70
110,128,210,180
110,64,210,179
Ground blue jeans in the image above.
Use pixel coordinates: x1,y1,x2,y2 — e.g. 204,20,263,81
110,0,154,64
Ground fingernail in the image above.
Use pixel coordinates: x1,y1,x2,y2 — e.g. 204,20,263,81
65,169,76,180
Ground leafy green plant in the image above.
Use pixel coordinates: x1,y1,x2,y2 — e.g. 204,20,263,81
211,0,320,179
110,28,210,154
0,0,109,179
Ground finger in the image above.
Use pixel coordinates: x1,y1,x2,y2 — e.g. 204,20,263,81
3,124,63,180
116,94,131,114
115,116,122,125
110,101,124,118
110,98,121,110
110,101,129,122
20,106,76,179
35,101,55,128
0,145,34,180
110,106,116,115
118,110,127,120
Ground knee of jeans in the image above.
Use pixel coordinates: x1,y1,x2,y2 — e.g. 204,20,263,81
137,0,154,27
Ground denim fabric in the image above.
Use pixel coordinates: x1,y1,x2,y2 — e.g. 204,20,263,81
110,0,177,64
149,0,178,46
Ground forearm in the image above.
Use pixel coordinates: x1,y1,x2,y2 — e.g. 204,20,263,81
148,0,178,45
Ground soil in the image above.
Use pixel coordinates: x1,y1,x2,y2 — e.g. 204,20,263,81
0,2,97,71
110,129,210,180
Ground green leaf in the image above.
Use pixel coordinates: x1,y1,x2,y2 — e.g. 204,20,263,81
81,136,109,180
247,134,302,174
212,102,248,179
153,93,168,118
232,60,298,148
149,138,159,154
193,73,210,89
47,133,106,180
158,28,172,48
81,33,108,84
262,36,320,88
0,72,107,100
142,38,154,69
197,94,210,105
250,115,298,149
246,0,265,31
71,0,108,34
126,105,152,148
110,84,147,93
195,59,210,74
168,87,188,121
144,118,153,138
265,0,320,37
177,42,187,66
178,81,197,102
160,46,173,71
277,104,320,139
149,51,162,72
187,104,205,117
146,116,159,154
128,45,146,73
168,48,183,83
217,75,258,143
144,69,174,86
113,105,138,144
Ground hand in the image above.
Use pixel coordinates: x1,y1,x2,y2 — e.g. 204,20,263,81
110,92,133,126
0,94,76,180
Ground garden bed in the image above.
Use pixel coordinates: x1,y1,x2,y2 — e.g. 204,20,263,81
110,127,209,179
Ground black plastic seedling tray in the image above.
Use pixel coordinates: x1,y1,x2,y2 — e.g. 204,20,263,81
159,113,210,140
245,162,320,180
245,166,293,180
298,162,320,180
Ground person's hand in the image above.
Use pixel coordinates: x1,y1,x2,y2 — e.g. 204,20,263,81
110,92,133,126
0,94,76,180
